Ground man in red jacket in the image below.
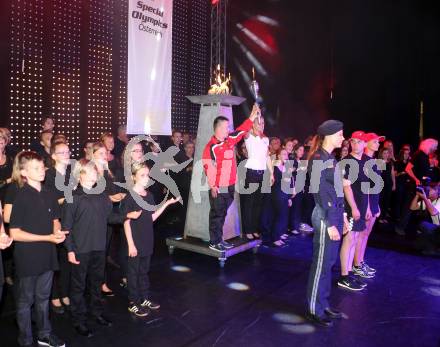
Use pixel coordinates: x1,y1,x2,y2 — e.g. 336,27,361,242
202,104,261,251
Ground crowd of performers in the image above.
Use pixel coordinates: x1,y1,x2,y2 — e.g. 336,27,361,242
0,106,438,345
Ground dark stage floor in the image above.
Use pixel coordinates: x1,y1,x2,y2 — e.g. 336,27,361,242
1,226,439,347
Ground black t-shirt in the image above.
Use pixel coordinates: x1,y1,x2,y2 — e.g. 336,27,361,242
0,214,3,286
394,160,408,174
381,161,394,186
0,249,3,286
428,166,440,184
112,137,126,160
101,170,121,196
4,182,20,206
364,153,381,213
36,148,52,168
343,154,369,216
9,184,60,277
121,191,155,256
411,150,430,181
0,155,13,204
30,139,44,153
44,166,72,201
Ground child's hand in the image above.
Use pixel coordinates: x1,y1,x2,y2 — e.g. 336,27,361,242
0,233,12,250
49,230,68,244
288,199,292,207
128,245,138,257
168,196,182,205
127,210,142,220
68,251,80,265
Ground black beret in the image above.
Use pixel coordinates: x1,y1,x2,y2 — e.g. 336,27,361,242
317,119,344,136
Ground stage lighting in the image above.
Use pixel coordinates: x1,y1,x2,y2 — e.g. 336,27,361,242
422,286,440,297
272,312,305,324
281,324,315,334
226,282,250,291
171,265,191,273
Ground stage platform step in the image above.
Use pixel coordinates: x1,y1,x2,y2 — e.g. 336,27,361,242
166,236,261,268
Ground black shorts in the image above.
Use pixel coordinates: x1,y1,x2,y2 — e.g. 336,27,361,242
352,218,366,232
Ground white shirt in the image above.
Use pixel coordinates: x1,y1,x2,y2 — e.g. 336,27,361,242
419,198,440,225
245,134,269,170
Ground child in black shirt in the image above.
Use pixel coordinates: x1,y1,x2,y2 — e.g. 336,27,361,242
9,151,66,347
62,159,135,337
122,162,180,317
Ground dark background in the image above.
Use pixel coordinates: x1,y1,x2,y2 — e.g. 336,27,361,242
228,0,440,148
0,1,438,152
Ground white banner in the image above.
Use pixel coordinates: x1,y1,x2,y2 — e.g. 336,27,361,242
127,0,173,135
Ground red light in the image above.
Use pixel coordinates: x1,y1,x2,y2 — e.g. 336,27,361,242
212,0,220,5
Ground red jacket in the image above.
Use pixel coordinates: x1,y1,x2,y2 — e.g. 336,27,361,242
202,118,253,189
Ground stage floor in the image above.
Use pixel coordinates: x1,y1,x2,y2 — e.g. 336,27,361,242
0,227,439,347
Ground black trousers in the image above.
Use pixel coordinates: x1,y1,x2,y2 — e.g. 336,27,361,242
397,182,416,231
127,255,151,304
241,169,265,235
209,185,235,244
104,224,115,283
306,206,342,317
289,191,304,231
379,181,393,219
302,191,315,226
271,194,289,242
0,252,3,302
70,251,105,325
16,271,53,346
51,246,71,300
260,193,273,243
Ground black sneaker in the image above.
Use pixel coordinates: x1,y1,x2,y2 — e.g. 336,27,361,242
128,303,150,317
352,265,374,279
95,315,112,327
305,312,333,327
209,243,225,252
337,276,364,291
324,307,343,319
140,299,160,310
221,240,234,249
37,335,65,347
74,324,93,338
119,279,128,288
350,275,367,288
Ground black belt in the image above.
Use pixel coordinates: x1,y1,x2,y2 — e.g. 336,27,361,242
248,169,265,175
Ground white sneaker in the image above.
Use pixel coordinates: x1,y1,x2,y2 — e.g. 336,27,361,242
299,223,314,232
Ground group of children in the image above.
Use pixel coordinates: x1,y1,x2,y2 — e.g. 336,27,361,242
0,124,180,347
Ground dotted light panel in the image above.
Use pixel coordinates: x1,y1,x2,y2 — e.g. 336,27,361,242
51,0,81,157
117,0,128,127
86,0,114,141
7,0,210,148
188,0,210,135
9,0,44,149
171,0,190,133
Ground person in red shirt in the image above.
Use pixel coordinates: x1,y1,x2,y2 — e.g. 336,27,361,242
202,104,261,251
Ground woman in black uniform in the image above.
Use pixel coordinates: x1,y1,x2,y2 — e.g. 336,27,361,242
306,119,348,327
